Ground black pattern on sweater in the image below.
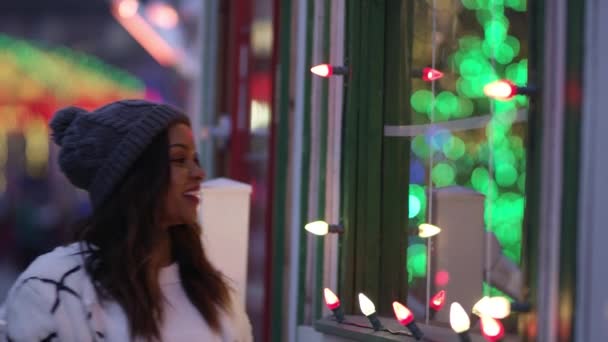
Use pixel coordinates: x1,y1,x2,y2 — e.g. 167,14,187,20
18,265,82,314
40,332,57,342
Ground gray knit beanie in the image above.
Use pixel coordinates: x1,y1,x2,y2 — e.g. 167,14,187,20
49,99,189,208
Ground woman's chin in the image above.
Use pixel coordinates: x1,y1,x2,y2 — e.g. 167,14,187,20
183,212,199,225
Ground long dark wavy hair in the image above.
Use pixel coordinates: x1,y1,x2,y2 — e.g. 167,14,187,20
71,120,231,340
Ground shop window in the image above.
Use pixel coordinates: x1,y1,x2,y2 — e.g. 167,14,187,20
402,1,529,334
334,0,531,340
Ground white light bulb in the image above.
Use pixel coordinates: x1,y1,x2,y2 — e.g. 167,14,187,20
304,220,329,236
358,293,376,316
483,80,516,101
418,223,441,238
472,296,491,316
450,302,470,333
487,296,511,319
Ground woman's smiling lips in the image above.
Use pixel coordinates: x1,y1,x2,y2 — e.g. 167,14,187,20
183,188,201,204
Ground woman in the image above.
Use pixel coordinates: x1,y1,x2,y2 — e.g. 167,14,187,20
0,100,252,341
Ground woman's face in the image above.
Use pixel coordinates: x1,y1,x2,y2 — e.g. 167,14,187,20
161,123,205,226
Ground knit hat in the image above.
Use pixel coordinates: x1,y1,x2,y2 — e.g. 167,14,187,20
49,99,190,208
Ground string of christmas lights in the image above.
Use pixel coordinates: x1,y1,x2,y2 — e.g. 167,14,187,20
307,2,536,340
323,287,521,341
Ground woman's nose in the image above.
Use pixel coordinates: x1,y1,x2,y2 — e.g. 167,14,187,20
192,164,205,181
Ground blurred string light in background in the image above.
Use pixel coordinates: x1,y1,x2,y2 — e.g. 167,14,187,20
146,1,179,29
111,0,182,67
117,0,139,18
407,0,528,285
0,34,144,184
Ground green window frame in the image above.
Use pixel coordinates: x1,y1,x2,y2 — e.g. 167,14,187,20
340,0,412,316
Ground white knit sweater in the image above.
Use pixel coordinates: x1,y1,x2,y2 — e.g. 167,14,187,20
0,243,252,342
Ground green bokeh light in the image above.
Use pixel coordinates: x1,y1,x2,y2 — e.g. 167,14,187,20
408,194,421,218
411,90,434,114
477,0,505,10
494,99,517,115
487,182,500,200
505,36,521,57
477,143,490,163
407,243,427,282
409,184,427,220
485,192,525,227
412,135,430,159
495,42,515,64
504,248,521,264
430,130,452,151
507,59,528,86
462,0,480,10
516,94,529,106
494,148,517,169
457,78,476,97
443,136,466,160
486,120,511,145
454,97,474,118
475,9,493,26
495,222,522,246
436,91,458,120
495,163,518,187
484,18,509,45
432,163,456,187
459,58,482,79
471,167,490,193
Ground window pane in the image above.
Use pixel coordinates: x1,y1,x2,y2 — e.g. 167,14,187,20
401,0,529,337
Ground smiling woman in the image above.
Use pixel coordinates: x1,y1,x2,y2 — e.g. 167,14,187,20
0,100,252,342
164,124,206,227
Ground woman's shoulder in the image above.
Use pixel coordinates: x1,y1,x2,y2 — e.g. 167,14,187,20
1,243,100,342
16,242,88,281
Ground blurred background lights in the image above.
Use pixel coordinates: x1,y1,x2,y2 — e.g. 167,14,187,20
432,163,456,187
443,136,466,160
117,0,139,18
407,243,427,283
409,184,427,221
411,89,434,114
146,1,179,29
408,194,421,218
403,0,529,300
435,270,450,287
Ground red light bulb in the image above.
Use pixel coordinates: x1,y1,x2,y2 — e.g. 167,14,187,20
393,301,424,340
480,315,505,341
310,64,333,78
323,288,344,323
324,288,340,310
430,290,446,311
421,67,444,81
393,301,415,326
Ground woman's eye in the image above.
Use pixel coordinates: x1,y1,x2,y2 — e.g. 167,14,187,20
171,158,186,164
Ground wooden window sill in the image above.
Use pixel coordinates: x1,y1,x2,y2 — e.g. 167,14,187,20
314,315,520,342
